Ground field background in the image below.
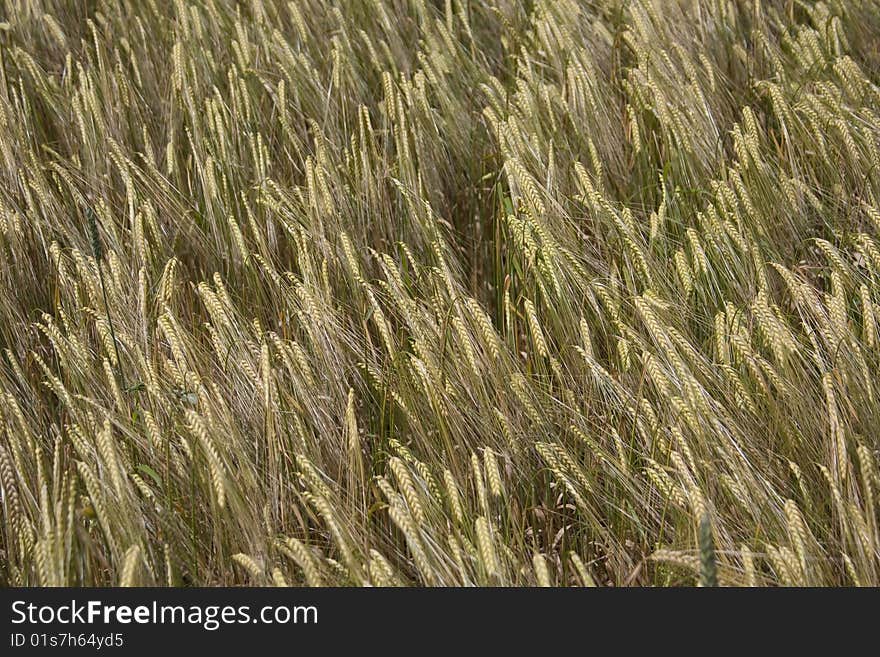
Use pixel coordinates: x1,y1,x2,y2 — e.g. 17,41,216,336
1,0,879,586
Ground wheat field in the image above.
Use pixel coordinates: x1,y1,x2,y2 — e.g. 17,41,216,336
0,0,879,587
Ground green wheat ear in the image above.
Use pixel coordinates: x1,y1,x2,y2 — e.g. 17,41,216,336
87,206,122,375
87,207,104,261
699,514,718,588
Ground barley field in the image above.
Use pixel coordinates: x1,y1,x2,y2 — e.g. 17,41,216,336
1,0,879,587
